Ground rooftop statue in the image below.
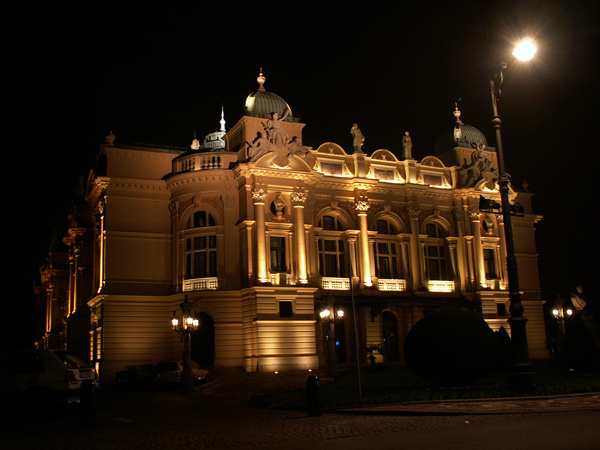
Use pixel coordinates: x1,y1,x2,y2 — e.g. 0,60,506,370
351,123,365,154
402,131,413,159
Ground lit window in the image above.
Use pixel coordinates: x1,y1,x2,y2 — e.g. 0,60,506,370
185,211,218,279
372,219,400,279
424,223,450,281
318,215,347,278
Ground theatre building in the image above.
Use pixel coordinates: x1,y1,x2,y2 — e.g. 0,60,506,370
38,72,548,383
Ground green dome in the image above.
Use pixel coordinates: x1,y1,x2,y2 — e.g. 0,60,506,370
244,71,295,121
434,107,492,155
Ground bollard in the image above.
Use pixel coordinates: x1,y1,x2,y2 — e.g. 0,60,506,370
80,380,97,426
306,375,322,417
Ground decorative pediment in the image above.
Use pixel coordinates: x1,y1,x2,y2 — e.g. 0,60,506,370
315,142,347,155
371,149,398,161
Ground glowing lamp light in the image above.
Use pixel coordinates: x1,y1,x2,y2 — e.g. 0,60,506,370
552,309,560,317
566,308,573,317
513,39,537,61
320,309,331,319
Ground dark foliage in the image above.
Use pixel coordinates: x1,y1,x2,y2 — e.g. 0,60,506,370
404,308,496,386
560,314,600,371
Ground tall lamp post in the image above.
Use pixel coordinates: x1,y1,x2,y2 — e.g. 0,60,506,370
489,38,537,388
171,296,199,394
319,304,344,377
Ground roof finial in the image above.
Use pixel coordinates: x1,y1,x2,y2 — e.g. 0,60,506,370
453,99,463,124
257,68,266,91
220,105,226,132
191,130,200,150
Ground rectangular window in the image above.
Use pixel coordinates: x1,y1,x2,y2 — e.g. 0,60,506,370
186,235,217,279
425,244,448,280
319,239,346,277
484,249,497,279
374,242,399,279
279,301,293,318
270,236,287,272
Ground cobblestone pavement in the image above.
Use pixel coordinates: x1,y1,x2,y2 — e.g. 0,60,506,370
2,369,599,450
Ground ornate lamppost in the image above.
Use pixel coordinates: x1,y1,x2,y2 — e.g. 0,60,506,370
171,296,199,394
319,304,344,377
552,303,573,351
488,38,537,388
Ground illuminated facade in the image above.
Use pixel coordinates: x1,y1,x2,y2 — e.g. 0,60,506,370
53,73,548,382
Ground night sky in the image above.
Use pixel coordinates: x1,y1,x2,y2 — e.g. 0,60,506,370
10,1,599,341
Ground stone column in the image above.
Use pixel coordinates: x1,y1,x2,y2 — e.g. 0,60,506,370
470,211,487,288
398,234,411,285
453,208,468,292
291,189,308,284
169,202,179,293
408,204,422,289
252,187,268,283
497,215,509,288
347,233,359,280
355,193,372,287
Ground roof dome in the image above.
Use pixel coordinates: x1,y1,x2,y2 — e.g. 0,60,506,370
434,106,491,155
244,71,296,121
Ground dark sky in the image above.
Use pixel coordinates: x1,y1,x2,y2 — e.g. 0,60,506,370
11,1,600,322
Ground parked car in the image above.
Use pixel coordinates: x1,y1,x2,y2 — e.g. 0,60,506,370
153,360,210,386
0,349,97,413
114,364,155,388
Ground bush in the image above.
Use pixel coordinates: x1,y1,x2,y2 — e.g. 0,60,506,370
404,308,496,386
561,314,600,370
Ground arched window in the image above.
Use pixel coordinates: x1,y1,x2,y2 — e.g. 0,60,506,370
317,214,347,278
424,223,449,281
372,218,400,279
185,211,217,280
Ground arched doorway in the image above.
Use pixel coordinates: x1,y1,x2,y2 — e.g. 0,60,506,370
382,311,400,361
191,312,215,368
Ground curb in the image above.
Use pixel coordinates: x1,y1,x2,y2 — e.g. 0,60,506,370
331,392,600,416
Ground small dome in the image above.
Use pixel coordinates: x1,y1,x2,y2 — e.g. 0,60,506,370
434,106,491,155
244,71,294,120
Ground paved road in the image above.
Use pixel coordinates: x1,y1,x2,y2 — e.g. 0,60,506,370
2,369,599,449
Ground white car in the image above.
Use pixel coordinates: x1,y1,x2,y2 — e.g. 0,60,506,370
153,360,210,385
0,349,97,413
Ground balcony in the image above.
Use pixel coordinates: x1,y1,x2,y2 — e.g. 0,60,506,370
173,151,238,174
427,280,455,293
182,277,218,292
321,277,350,290
377,279,407,291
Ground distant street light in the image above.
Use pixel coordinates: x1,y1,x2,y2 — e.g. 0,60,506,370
320,304,344,377
171,296,199,394
488,38,538,389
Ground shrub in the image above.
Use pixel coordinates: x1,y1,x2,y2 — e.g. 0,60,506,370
404,308,496,386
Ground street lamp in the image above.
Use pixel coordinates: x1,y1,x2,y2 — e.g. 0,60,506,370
320,305,344,377
552,305,573,335
171,296,199,394
488,38,537,388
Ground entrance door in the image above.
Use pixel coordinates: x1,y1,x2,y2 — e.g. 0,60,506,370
191,312,215,368
382,311,400,361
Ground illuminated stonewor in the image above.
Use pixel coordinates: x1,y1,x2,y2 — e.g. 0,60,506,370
44,70,548,384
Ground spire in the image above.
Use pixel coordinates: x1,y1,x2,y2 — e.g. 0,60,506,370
220,106,226,132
